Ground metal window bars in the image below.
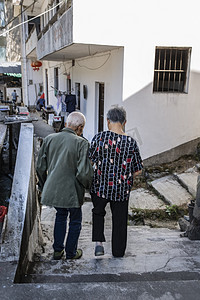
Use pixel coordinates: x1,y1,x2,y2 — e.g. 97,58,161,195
153,47,192,93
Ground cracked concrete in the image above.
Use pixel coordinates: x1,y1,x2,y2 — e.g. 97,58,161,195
22,201,200,283
150,175,193,206
175,168,200,197
129,188,166,210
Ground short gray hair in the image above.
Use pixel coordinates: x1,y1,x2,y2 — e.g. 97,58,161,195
107,106,126,124
66,111,86,127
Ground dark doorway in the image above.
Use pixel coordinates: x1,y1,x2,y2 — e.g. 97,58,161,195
75,82,80,109
98,83,104,132
67,78,71,94
45,69,49,105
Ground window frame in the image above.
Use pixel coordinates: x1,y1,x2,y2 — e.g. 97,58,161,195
153,46,192,94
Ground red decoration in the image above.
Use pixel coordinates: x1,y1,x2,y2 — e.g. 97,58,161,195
0,206,7,222
31,60,42,71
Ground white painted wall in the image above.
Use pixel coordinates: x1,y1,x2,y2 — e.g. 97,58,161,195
43,48,124,141
42,60,72,114
73,0,200,159
73,0,200,98
27,59,43,106
124,71,200,159
72,48,123,141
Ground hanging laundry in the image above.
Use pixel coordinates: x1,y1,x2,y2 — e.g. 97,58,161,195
61,94,67,112
56,92,62,111
65,94,76,113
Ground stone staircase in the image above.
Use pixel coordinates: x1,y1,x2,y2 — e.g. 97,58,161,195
129,165,200,210
22,164,200,284
22,203,200,285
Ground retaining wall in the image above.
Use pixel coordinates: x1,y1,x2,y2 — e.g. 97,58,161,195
143,137,200,167
0,123,43,282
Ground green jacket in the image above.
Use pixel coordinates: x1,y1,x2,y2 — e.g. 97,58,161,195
36,128,94,208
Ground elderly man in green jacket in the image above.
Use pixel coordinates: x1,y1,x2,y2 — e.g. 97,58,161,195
36,112,93,260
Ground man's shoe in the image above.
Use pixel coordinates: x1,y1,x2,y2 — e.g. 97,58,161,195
67,249,83,260
53,249,64,260
95,245,104,256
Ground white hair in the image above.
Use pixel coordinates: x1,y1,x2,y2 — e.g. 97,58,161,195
66,111,86,128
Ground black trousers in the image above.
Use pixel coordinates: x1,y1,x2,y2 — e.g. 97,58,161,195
91,193,129,257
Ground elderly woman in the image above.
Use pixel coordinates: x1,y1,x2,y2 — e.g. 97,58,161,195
89,106,143,257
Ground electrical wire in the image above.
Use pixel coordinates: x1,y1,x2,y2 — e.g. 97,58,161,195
44,52,112,85
76,53,111,70
0,0,64,37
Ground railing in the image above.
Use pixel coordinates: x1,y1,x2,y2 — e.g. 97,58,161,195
26,24,37,43
0,123,43,283
38,0,72,40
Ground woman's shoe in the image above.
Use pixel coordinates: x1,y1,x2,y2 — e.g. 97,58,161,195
95,245,104,256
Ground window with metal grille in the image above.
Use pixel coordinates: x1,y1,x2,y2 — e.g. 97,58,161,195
153,47,192,93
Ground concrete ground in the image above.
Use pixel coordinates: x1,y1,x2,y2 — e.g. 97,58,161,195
28,203,200,278
2,204,200,299
1,112,200,299
1,280,200,300
31,111,55,138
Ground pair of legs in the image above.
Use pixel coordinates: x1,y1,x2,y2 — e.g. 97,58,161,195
91,193,129,257
53,207,82,259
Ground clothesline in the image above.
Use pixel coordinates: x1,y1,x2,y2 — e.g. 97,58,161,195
50,86,74,96
50,86,67,96
50,86,76,113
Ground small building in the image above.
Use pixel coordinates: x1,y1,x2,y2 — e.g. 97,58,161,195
0,62,22,103
0,0,22,103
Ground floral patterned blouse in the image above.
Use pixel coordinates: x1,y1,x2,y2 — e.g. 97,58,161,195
89,131,143,201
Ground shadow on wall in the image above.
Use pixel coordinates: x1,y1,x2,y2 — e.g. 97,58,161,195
124,82,152,148
123,71,200,163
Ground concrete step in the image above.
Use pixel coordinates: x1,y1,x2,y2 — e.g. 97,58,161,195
174,167,199,198
27,183,200,285
150,175,194,206
3,278,200,300
129,188,166,210
22,269,200,284
23,226,200,283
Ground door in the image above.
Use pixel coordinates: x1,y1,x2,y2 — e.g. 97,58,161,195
45,69,49,105
95,82,105,132
75,82,80,110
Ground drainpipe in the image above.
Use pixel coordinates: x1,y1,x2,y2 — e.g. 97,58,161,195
20,0,29,107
